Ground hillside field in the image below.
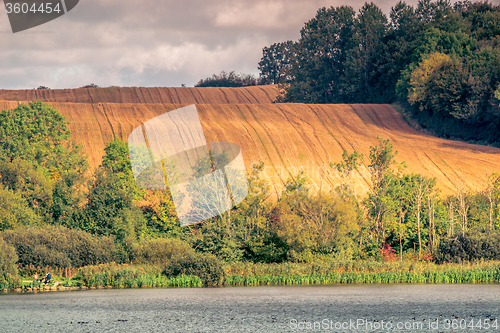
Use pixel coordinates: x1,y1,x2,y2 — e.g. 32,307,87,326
0,86,499,196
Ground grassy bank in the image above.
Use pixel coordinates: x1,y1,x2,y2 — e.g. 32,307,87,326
5,260,500,293
77,264,202,288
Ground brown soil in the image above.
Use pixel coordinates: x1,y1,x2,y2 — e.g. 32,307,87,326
0,85,498,196
0,85,279,104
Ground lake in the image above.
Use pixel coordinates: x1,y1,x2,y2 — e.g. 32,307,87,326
0,284,499,332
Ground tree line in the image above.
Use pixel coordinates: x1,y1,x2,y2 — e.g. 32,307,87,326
258,0,500,145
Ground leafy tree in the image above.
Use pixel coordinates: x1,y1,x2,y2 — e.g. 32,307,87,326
74,168,146,245
401,51,449,104
0,236,18,282
375,1,426,102
410,27,475,66
0,102,87,224
102,139,137,190
106,138,184,236
344,2,388,102
463,1,500,40
364,138,401,242
409,175,434,257
422,54,468,118
283,5,357,103
331,149,363,199
258,41,297,85
237,161,289,263
195,71,259,87
270,173,360,261
0,158,53,220
406,52,454,110
0,101,86,177
387,174,414,259
0,184,42,231
272,191,359,261
244,233,289,263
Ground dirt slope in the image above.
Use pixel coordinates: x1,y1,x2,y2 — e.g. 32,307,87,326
0,85,279,104
1,99,498,196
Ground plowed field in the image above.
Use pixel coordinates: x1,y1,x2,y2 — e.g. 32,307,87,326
1,86,499,196
0,85,279,104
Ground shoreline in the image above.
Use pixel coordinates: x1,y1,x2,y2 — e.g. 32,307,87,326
4,260,499,295
3,280,500,295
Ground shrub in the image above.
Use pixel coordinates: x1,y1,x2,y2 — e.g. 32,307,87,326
163,252,224,286
195,71,260,87
435,232,500,263
0,185,42,231
380,244,397,262
131,238,194,265
245,233,289,263
0,236,18,279
1,225,117,268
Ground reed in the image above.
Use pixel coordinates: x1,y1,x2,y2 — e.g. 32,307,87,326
18,260,500,290
76,263,202,288
222,260,500,286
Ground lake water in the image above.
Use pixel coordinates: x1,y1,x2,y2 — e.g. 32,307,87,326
1,284,499,332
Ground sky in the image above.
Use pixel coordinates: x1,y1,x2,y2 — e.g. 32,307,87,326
0,0,454,89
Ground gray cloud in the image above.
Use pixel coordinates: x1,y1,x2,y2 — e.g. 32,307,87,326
0,0,435,89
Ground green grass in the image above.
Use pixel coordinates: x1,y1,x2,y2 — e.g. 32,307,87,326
77,263,202,288
222,260,500,286
7,260,500,291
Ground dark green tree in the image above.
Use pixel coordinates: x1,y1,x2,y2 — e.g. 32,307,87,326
258,41,297,85
374,1,426,102
344,2,389,102
73,167,146,251
284,5,357,103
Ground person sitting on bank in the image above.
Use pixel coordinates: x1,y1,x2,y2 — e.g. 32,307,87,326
43,272,51,285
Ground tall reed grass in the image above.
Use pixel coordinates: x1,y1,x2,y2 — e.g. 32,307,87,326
222,260,500,286
77,263,202,288
13,260,500,290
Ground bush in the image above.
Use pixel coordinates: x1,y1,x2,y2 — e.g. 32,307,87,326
163,252,224,286
0,185,42,231
435,232,500,263
245,234,289,263
131,238,194,265
195,71,260,87
0,236,18,279
1,226,117,268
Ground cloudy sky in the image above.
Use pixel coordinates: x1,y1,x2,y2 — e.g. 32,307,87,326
1,0,438,89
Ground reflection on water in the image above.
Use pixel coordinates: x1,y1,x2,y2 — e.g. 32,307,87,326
1,284,499,332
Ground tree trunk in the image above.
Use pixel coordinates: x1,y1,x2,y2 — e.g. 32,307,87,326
413,178,426,259
427,195,435,252
448,201,455,237
456,188,469,237
416,199,422,258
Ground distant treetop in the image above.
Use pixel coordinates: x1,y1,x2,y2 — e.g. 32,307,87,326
195,71,264,87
